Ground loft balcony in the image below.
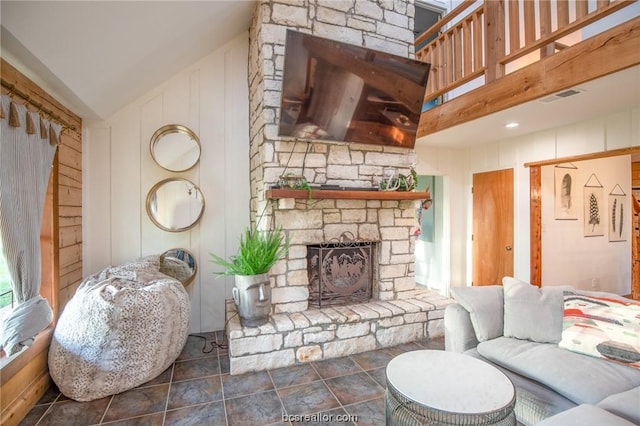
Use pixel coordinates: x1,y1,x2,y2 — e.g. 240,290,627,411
414,0,640,139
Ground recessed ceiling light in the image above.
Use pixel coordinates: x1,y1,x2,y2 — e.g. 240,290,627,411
505,122,519,128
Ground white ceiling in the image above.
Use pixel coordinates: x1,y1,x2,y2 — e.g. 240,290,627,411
1,1,256,122
1,1,638,147
417,65,640,148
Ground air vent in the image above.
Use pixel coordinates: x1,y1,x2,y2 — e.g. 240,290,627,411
556,89,582,98
539,88,584,103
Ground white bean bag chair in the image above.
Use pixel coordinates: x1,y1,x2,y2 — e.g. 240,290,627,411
48,256,190,401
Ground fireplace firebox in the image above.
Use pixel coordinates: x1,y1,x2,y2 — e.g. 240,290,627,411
307,233,374,308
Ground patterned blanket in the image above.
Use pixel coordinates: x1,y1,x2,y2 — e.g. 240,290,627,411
560,292,640,369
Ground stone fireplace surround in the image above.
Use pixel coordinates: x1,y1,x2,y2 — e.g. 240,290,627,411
226,0,453,374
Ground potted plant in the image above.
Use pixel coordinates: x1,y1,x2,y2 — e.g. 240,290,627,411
378,167,417,192
209,225,289,327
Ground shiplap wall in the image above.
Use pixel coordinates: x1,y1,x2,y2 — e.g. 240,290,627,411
58,121,83,308
84,33,250,333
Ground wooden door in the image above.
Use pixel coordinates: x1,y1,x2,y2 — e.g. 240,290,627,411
472,168,514,285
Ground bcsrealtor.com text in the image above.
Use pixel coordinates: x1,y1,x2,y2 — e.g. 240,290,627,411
282,413,358,423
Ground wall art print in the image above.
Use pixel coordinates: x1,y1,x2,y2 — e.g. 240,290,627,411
584,174,604,237
554,164,578,220
608,184,627,242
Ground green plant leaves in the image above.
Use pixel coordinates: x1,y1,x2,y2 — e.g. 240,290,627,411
209,226,290,276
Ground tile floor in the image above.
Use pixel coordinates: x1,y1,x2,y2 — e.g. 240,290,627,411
20,331,445,426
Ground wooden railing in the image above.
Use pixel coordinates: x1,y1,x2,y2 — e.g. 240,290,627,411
415,0,637,104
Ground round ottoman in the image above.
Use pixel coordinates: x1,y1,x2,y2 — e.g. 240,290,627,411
385,350,516,426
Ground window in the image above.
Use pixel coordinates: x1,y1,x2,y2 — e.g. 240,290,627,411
0,237,13,324
414,1,446,50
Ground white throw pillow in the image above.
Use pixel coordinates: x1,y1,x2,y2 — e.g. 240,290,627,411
502,277,566,343
451,285,504,342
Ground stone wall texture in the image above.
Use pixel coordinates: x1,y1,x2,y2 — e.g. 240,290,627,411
227,289,452,374
248,0,423,314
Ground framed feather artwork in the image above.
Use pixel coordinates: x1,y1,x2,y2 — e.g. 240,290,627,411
554,164,578,220
584,174,604,237
608,184,627,242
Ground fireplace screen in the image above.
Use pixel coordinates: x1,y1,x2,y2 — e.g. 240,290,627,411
307,235,374,308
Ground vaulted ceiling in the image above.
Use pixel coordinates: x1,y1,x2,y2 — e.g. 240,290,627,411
1,1,256,122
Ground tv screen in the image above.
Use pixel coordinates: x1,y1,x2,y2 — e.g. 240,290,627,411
278,30,431,149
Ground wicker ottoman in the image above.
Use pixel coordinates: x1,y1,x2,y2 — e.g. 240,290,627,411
385,350,516,426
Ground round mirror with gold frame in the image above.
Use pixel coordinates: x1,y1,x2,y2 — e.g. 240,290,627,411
150,124,201,172
160,248,197,286
146,178,205,232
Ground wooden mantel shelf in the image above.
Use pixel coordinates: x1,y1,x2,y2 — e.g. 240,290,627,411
266,188,430,200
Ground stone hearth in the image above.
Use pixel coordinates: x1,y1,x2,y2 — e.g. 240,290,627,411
226,288,451,375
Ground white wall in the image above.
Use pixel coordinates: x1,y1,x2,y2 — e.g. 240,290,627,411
414,146,467,290
416,106,639,294
541,155,631,294
83,33,250,332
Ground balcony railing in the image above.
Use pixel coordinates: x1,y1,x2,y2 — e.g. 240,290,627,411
415,0,636,105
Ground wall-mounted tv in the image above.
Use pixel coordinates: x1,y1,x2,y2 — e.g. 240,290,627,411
278,30,431,149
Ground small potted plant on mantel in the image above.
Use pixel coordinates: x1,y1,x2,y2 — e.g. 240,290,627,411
209,225,289,327
378,167,418,192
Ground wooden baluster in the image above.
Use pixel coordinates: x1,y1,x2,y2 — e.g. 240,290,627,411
485,0,506,83
508,0,520,53
473,10,483,69
539,0,554,58
557,0,570,27
454,24,463,81
523,0,536,45
444,32,453,87
463,17,472,75
428,46,437,95
436,37,445,93
576,0,589,18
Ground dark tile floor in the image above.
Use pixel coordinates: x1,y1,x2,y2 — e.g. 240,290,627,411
20,331,444,426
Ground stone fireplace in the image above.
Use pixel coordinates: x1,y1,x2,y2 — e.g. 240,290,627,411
249,0,424,313
226,0,452,374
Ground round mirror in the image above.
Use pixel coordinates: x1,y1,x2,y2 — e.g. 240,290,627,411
146,178,205,232
150,124,201,172
160,248,197,286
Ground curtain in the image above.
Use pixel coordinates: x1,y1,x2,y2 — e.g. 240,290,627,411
0,94,59,356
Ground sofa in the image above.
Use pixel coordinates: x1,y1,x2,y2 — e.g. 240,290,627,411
444,277,640,426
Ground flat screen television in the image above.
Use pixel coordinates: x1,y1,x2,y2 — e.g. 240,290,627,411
278,30,431,149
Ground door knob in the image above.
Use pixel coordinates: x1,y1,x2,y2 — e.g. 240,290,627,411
506,245,512,251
